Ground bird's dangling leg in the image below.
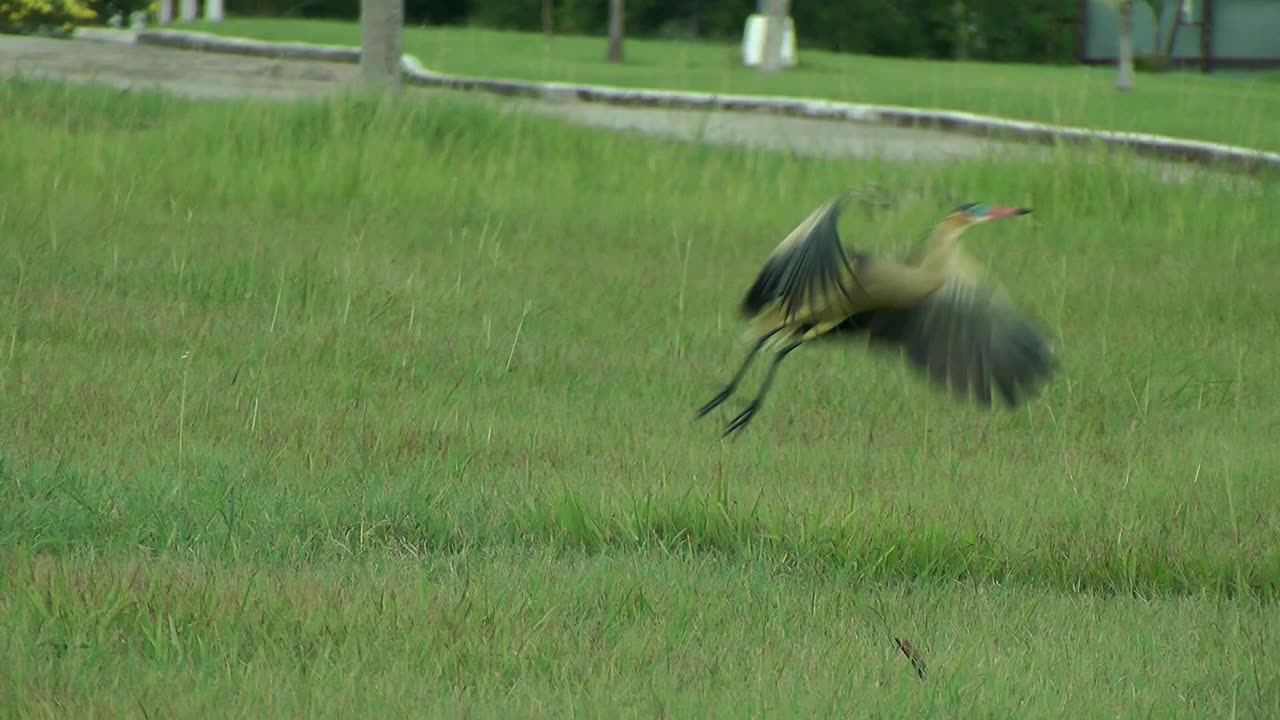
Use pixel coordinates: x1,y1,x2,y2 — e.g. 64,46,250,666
723,339,804,437
697,327,783,418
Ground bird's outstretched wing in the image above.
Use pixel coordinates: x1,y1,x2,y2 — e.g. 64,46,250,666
739,193,868,324
854,266,1057,409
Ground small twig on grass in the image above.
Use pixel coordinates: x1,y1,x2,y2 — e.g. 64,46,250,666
866,598,928,681
895,637,928,680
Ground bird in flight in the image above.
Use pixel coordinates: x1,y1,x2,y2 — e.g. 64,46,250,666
697,192,1057,437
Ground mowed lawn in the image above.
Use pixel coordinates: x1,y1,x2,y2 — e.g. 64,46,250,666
178,17,1280,153
2,76,1280,715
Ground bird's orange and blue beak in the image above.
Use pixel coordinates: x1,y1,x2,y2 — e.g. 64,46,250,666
984,206,1033,220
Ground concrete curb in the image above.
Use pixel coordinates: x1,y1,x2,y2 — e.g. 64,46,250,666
70,27,139,44
132,28,1280,175
136,28,359,63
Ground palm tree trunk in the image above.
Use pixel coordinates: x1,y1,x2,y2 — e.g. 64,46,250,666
606,0,625,63
360,0,403,91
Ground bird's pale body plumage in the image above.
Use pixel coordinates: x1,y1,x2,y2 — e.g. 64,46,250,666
698,192,1057,436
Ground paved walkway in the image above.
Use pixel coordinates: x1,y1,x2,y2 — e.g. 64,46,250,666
0,33,1031,163
0,33,357,100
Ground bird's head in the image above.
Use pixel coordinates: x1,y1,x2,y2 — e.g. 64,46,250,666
948,202,1033,226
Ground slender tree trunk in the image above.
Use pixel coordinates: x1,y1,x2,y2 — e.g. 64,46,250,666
1163,1,1183,58
759,0,788,73
953,0,968,60
1115,0,1135,91
542,0,553,38
1146,0,1160,56
606,0,625,63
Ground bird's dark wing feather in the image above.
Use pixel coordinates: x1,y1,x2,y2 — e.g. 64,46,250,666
849,274,1057,408
740,194,866,322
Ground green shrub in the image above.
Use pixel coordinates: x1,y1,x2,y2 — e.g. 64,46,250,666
0,0,154,35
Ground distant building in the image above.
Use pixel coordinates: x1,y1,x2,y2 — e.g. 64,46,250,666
1078,0,1280,71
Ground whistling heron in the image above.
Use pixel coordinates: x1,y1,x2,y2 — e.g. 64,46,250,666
697,192,1057,436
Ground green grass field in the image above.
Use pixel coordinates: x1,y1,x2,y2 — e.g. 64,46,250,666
3,75,1280,715
176,17,1280,153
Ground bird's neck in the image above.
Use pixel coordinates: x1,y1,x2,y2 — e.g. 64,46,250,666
914,217,969,273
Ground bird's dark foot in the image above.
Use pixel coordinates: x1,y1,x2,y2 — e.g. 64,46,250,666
697,385,736,418
722,401,761,437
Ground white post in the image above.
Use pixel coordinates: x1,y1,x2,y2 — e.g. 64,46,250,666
759,0,788,73
360,0,404,91
158,0,173,24
179,0,197,21
204,0,224,22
